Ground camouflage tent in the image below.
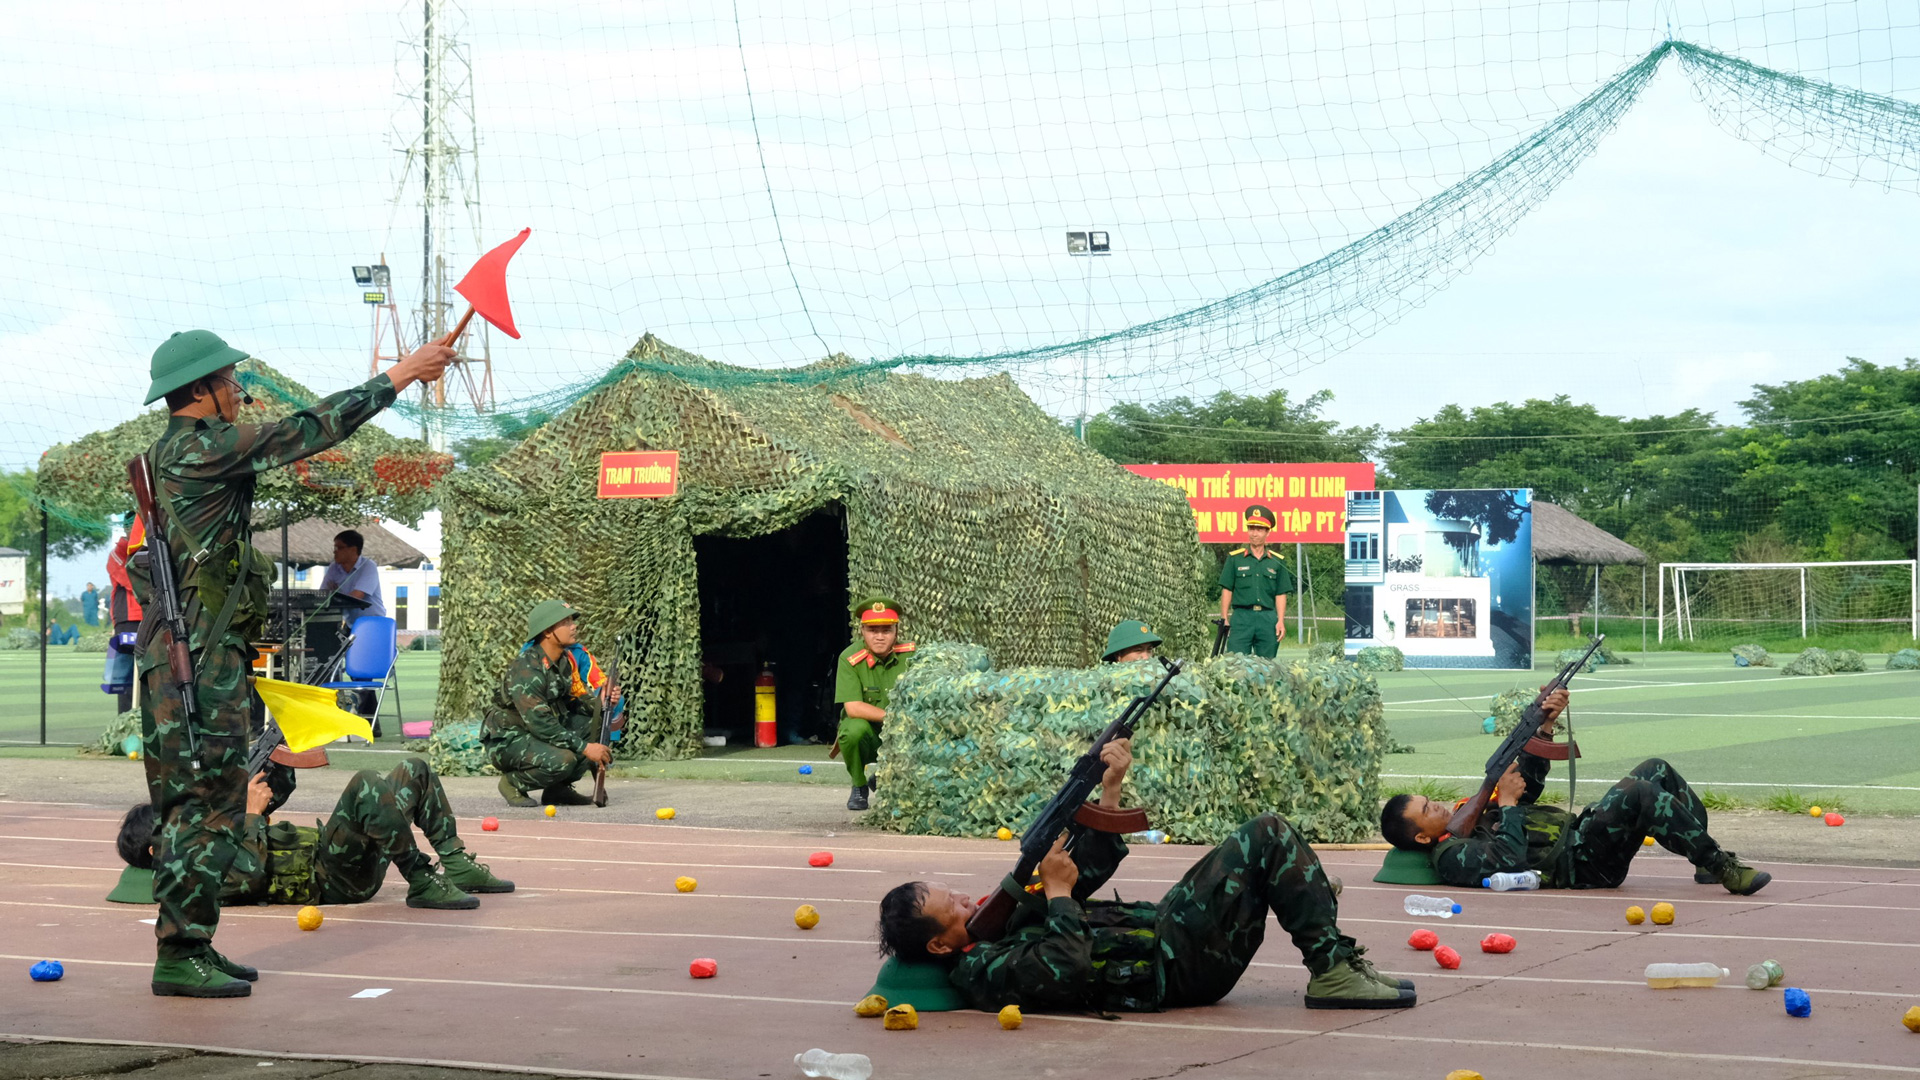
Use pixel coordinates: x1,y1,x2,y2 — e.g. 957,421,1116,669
437,334,1213,759
35,359,450,532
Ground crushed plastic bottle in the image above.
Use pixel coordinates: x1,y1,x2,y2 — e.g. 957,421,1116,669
795,1049,873,1080
1482,871,1541,892
1745,959,1785,990
1404,895,1462,918
1644,963,1728,989
1126,830,1169,844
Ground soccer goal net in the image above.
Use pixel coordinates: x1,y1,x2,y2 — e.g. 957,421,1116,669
1658,562,1918,644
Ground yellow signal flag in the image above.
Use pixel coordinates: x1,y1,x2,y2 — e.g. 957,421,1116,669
254,678,375,752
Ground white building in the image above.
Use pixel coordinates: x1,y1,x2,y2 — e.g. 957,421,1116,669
0,546,26,617
1345,490,1495,658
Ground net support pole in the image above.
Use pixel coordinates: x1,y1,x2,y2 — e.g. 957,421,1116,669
1592,564,1600,639
39,504,48,746
1641,564,1647,654
1799,567,1808,638
1296,542,1305,644
1656,564,1665,644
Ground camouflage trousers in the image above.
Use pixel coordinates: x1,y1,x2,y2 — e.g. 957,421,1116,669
1155,812,1349,1006
316,758,464,903
488,732,594,796
1225,608,1280,657
1567,757,1721,888
836,717,880,787
141,644,251,961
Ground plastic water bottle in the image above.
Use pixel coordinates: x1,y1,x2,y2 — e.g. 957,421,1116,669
1126,830,1169,844
1404,895,1462,918
1644,963,1728,989
1482,871,1541,892
795,1049,872,1080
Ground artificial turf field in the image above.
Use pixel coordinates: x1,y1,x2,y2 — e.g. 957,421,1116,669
4,648,1917,813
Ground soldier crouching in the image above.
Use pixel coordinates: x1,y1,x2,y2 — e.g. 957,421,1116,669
482,600,616,807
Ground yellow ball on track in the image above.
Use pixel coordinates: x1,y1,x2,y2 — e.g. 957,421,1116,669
1809,805,1821,817
128,751,141,761
1642,835,1654,847
1903,1005,1920,1033
883,1003,919,1030
854,994,888,1018
1445,1072,1485,1080
998,1004,1023,1030
544,805,557,817
656,807,676,820
996,827,1012,841
675,875,698,892
296,905,324,931
795,904,821,930
1624,905,1646,925
1650,902,1676,925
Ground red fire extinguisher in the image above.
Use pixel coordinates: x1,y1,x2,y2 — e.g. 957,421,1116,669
754,662,777,748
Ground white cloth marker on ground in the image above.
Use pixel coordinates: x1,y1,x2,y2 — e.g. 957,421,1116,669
351,988,392,999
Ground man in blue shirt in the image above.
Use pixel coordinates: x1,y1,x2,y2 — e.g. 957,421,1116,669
319,529,386,622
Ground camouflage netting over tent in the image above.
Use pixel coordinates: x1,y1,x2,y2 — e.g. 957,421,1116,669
873,652,1387,844
34,359,451,535
436,335,1213,760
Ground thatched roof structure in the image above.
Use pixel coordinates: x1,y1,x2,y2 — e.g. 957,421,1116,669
1533,501,1647,566
437,334,1213,759
252,515,429,569
36,360,451,535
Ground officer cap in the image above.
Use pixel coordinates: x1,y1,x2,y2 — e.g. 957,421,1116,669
856,596,901,626
144,330,251,405
526,599,581,639
1102,619,1163,662
865,955,964,1012
1244,504,1276,530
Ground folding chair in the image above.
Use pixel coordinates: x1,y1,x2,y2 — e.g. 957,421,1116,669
318,615,402,739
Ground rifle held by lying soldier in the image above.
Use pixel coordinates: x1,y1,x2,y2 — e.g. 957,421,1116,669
1446,634,1607,839
966,655,1183,944
127,455,204,770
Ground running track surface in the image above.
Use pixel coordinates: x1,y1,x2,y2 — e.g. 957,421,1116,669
2,800,1916,1079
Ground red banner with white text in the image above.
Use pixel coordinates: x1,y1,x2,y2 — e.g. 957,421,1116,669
1124,462,1376,543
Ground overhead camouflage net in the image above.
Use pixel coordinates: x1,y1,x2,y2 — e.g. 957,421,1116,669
436,335,1213,759
872,651,1387,845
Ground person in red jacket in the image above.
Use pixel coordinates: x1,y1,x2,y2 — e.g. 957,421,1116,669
103,531,145,714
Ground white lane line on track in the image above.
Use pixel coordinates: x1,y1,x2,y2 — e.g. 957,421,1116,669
7,957,1919,1076
1378,774,1920,792
1243,961,1917,998
1338,914,1920,949
1331,882,1920,913
1384,668,1911,707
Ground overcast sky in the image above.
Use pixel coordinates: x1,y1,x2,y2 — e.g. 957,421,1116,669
7,1,1919,594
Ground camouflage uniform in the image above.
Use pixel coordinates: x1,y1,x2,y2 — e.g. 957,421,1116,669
482,648,600,796
948,813,1349,1011
224,759,466,904
134,374,399,961
1432,755,1724,889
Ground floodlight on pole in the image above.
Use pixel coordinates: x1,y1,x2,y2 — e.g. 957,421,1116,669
1063,228,1113,440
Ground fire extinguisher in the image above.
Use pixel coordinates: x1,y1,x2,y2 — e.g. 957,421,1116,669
754,662,777,748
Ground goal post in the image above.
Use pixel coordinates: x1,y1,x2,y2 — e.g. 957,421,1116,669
1657,561,1919,644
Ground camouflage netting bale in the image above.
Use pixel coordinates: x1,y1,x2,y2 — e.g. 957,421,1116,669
83,710,142,757
874,654,1386,845
438,335,1213,760
1829,648,1867,673
1309,642,1346,662
1557,647,1600,673
4,628,34,650
426,718,497,777
1356,646,1404,672
1781,647,1835,677
1596,641,1631,665
73,631,111,654
1489,686,1536,736
1888,648,1920,670
1731,644,1772,667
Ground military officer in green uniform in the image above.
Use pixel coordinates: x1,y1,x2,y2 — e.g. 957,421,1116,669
1218,504,1294,658
834,597,915,811
132,329,451,998
482,600,614,807
1101,619,1162,663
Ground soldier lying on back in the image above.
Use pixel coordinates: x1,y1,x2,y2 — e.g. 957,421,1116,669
1380,688,1770,895
874,738,1416,1013
117,758,513,913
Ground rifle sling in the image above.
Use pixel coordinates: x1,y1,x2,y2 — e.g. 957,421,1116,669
1073,802,1150,834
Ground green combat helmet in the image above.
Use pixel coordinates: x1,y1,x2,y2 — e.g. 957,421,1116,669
1102,619,1164,662
144,330,250,405
525,599,581,640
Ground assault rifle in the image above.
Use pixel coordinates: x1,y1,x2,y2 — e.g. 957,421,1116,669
127,455,202,771
1208,615,1228,657
965,655,1183,944
591,651,627,808
1446,634,1606,839
244,715,330,781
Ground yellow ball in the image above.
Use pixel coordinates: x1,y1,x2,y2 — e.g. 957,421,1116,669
544,804,557,817
1445,1072,1485,1080
1642,835,1654,847
883,1003,919,1030
998,1004,1023,1030
794,904,821,930
1903,1005,1920,1033
1809,805,1821,817
656,807,676,820
296,905,324,931
1650,902,1676,925
1624,905,1646,925
127,751,141,761
995,827,1013,841
854,994,888,1018
675,875,697,893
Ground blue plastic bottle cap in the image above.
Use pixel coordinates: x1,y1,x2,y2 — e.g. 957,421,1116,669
29,960,63,982
1783,987,1811,1017
1482,879,1491,888
1451,903,1462,914
798,765,812,775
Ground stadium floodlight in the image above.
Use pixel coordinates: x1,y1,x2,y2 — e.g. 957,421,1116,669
351,266,374,285
1066,231,1088,254
371,264,390,288
1088,231,1110,254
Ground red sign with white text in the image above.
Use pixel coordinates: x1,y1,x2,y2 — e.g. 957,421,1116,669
597,451,680,499
1124,462,1376,544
